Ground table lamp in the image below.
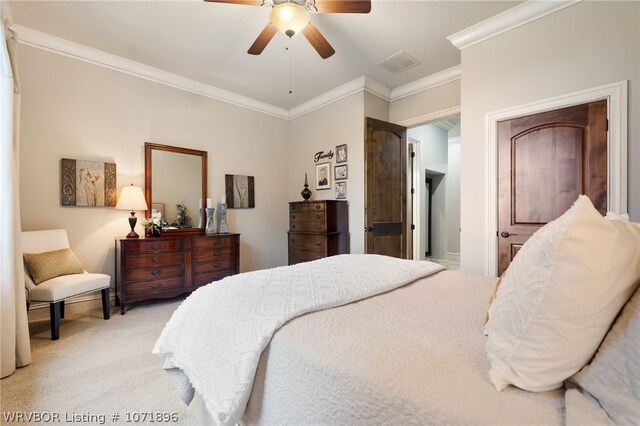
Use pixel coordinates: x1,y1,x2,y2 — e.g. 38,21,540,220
115,184,148,238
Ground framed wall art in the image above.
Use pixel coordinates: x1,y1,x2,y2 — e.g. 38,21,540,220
61,158,116,207
225,174,255,208
335,164,348,180
336,144,347,163
315,162,331,190
335,181,347,199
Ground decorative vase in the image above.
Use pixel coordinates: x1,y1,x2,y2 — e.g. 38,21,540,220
218,203,229,234
301,173,312,201
152,225,162,237
205,207,216,235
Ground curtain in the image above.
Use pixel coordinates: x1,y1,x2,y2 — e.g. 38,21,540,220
1,8,31,379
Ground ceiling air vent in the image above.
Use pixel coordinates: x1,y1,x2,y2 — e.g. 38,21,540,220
377,51,419,74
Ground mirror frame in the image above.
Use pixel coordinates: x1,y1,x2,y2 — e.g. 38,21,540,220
144,142,207,237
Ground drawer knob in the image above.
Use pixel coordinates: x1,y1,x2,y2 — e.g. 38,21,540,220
315,205,321,210
316,240,321,245
213,251,221,256
213,240,221,245
214,262,222,268
151,270,161,276
152,256,160,262
315,255,322,259
152,243,161,250
292,225,296,229
316,225,322,230
291,239,296,243
316,215,322,219
151,283,161,289
291,214,296,219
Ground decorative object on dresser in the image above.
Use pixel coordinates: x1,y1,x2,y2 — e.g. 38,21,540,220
288,200,348,265
205,208,216,235
115,184,149,239
218,203,230,234
225,174,255,208
60,158,117,207
301,173,312,201
115,234,240,314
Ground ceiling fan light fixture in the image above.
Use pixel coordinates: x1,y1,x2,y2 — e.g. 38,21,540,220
270,3,310,38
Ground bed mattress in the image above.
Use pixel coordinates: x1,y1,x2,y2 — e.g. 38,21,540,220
242,270,565,425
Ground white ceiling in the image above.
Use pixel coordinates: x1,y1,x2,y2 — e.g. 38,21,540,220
6,0,521,110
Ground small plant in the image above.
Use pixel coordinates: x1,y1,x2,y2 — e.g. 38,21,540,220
141,216,167,230
176,203,192,226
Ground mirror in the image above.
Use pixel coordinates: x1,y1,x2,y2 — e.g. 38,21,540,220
144,142,207,236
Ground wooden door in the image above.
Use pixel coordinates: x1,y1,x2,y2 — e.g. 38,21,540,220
497,100,607,275
365,117,407,258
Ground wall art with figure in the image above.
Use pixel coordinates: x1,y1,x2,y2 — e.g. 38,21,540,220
61,158,116,207
225,174,255,208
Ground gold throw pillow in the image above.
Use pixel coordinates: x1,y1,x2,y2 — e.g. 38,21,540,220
484,277,502,326
24,248,84,285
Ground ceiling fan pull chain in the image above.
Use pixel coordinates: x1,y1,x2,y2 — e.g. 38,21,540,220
288,46,293,94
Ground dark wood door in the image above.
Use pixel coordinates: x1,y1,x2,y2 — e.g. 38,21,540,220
497,100,607,275
365,117,407,258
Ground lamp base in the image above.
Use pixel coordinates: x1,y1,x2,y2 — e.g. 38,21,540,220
126,213,139,239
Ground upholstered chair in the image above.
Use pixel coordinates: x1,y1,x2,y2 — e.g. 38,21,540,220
22,229,110,340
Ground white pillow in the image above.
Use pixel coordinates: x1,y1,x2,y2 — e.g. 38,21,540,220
485,195,640,392
569,286,640,424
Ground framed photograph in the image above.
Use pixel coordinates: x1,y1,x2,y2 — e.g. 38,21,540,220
315,162,331,190
335,181,347,199
225,174,255,208
336,144,347,163
60,158,116,207
334,164,348,180
151,203,165,218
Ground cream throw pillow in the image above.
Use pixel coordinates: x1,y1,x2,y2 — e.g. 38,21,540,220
485,195,640,392
24,248,84,285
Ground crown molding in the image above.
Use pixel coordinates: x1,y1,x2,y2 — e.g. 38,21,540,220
447,0,582,50
390,65,461,102
9,24,290,120
288,75,391,120
434,119,457,131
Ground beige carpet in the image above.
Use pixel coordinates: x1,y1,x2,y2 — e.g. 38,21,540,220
1,299,203,425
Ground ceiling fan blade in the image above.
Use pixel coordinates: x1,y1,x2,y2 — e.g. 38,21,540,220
203,0,263,5
248,23,278,55
313,0,371,14
302,22,335,59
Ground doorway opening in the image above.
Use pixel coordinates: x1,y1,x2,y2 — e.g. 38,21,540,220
408,116,460,270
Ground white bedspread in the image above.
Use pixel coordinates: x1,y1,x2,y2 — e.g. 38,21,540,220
153,254,444,425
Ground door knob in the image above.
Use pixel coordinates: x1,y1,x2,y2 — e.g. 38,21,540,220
365,227,375,232
500,231,513,238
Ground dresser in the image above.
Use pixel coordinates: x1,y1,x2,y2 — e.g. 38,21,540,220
288,200,349,265
115,233,239,314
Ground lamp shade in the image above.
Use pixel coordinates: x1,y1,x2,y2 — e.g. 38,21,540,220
115,184,148,211
270,3,310,37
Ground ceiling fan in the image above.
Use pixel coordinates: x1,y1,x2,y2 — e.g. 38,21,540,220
204,0,372,59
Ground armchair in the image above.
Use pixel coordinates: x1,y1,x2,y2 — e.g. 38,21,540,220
22,229,110,340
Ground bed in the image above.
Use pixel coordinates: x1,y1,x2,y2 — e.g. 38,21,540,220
154,197,640,426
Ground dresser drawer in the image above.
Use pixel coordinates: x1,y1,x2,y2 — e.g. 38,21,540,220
124,239,183,253
125,277,184,298
193,270,235,287
290,214,327,232
193,235,239,249
193,257,237,274
288,249,325,265
125,264,183,282
290,202,325,213
192,246,236,263
289,234,327,251
124,251,183,268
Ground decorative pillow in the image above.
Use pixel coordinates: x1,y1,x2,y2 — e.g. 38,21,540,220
485,195,640,392
568,286,640,425
24,248,84,285
483,277,502,330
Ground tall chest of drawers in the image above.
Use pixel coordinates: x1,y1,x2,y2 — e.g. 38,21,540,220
116,234,239,314
288,200,348,265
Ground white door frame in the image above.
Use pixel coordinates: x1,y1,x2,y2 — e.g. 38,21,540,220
408,136,423,260
485,81,628,276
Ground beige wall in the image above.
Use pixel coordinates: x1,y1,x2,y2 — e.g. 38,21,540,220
389,80,461,124
18,45,290,283
460,1,640,274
